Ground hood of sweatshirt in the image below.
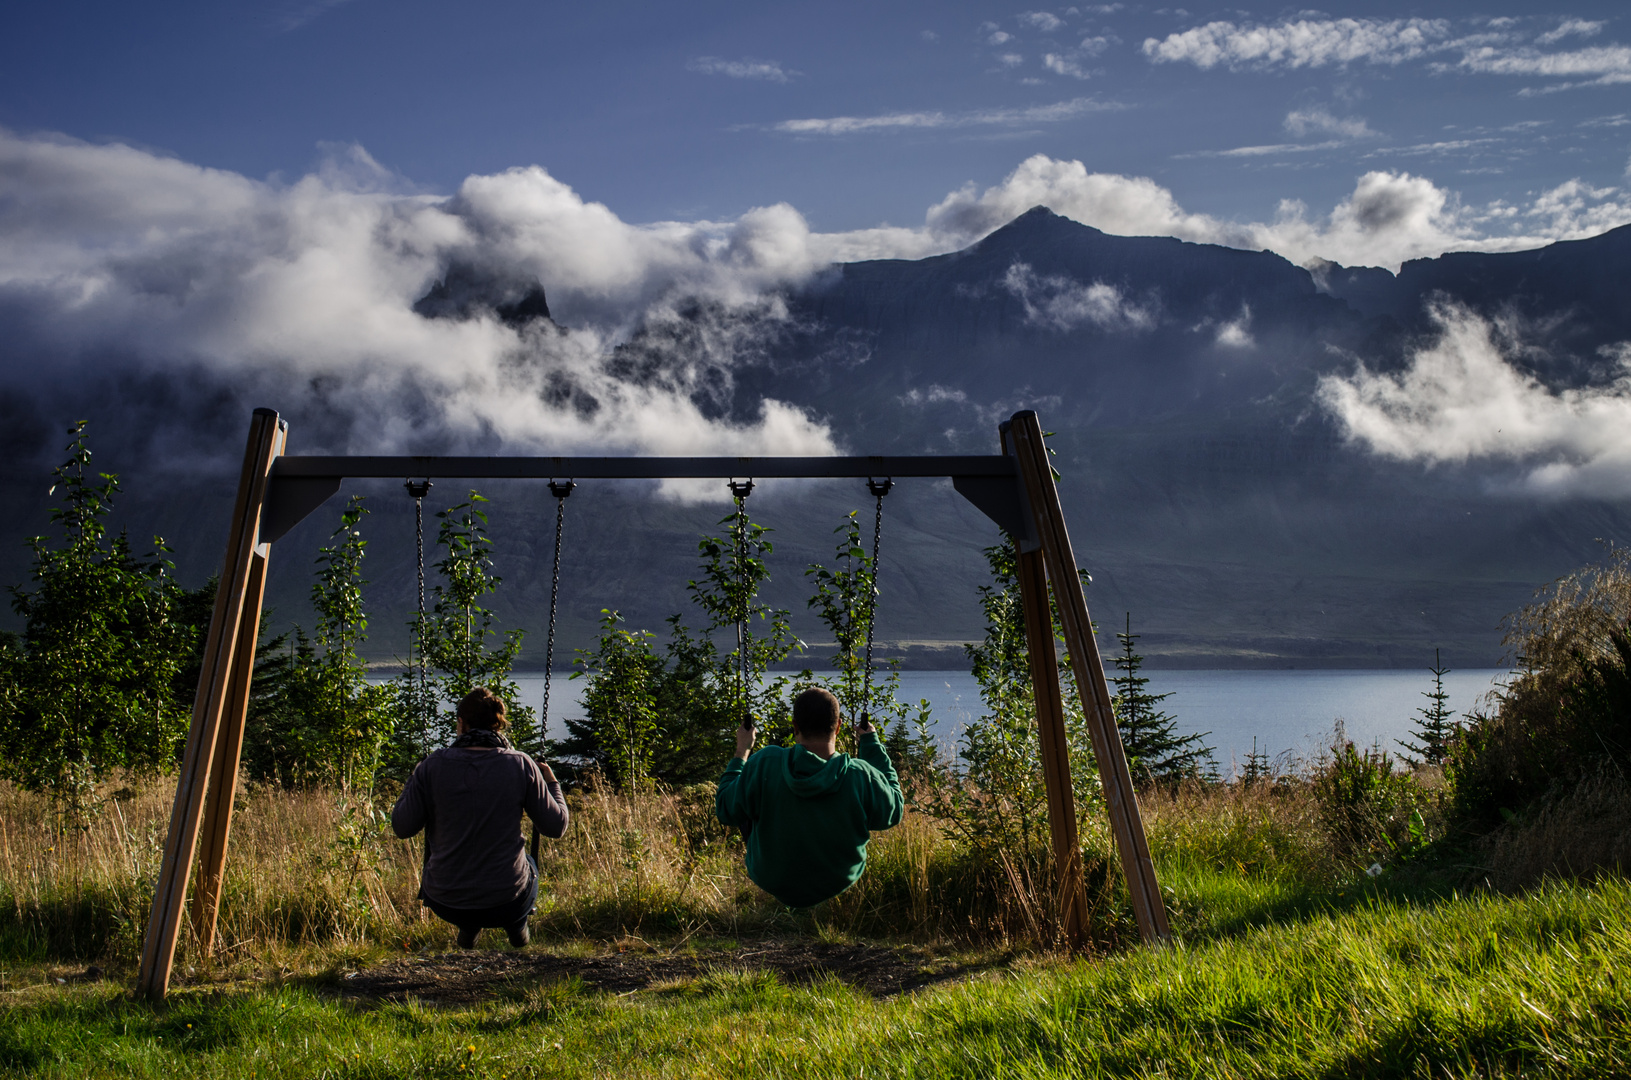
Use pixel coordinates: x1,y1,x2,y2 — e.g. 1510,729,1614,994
782,745,851,798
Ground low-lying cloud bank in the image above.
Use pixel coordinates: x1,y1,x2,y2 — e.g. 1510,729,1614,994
2,128,1628,474
1318,302,1631,498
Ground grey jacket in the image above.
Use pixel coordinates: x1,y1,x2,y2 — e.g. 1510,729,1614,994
391,747,569,909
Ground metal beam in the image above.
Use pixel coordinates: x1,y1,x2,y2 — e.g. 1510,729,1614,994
261,453,1025,545
270,454,1015,480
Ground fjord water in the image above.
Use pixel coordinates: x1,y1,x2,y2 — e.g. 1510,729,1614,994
508,667,1509,769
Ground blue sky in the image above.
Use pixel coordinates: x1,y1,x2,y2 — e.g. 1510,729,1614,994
3,1,1629,236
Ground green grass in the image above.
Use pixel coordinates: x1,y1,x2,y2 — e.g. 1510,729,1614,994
2,875,1626,1078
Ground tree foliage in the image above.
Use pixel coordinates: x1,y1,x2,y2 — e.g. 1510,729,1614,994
1448,546,1631,823
1110,613,1215,787
401,491,537,759
553,499,801,789
926,539,1098,859
0,422,209,816
243,497,390,790
805,510,937,774
1398,649,1454,767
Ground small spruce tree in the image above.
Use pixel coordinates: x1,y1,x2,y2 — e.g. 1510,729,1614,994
1110,612,1215,787
1398,648,1455,767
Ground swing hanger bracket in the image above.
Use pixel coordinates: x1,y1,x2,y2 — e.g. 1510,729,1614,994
728,478,755,500
548,478,576,499
404,478,432,500
867,477,894,498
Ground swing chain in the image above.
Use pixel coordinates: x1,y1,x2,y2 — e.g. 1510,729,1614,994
533,479,574,862
728,479,755,730
405,479,433,757
539,480,575,752
860,478,892,730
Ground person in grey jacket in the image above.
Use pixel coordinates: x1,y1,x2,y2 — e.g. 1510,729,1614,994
391,687,569,948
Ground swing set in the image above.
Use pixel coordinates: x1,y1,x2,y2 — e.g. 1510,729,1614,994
134,407,1170,999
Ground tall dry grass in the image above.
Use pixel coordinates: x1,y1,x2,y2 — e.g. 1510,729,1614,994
1475,771,1631,892
10,760,1570,970
0,775,1207,965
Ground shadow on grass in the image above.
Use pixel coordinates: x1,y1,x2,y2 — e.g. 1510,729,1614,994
1162,838,1484,945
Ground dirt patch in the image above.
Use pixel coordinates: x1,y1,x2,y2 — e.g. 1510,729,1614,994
329,940,991,1005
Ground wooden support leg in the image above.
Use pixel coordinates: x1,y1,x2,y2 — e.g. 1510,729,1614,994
136,409,284,1000
191,548,268,954
1006,410,1171,944
1016,546,1090,950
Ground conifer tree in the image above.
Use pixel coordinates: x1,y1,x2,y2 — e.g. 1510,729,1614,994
1398,649,1455,767
1110,612,1215,787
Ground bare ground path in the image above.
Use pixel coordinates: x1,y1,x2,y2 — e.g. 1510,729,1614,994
324,939,999,1005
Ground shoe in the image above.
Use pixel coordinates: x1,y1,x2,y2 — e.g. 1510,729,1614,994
507,921,530,948
456,926,479,949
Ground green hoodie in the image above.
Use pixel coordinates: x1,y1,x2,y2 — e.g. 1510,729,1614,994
715,733,905,908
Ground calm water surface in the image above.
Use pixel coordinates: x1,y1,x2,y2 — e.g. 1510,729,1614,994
503,667,1509,768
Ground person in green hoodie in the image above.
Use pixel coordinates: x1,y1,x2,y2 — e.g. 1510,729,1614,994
715,686,905,908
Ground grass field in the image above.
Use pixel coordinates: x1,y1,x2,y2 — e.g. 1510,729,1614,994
1,775,1628,1078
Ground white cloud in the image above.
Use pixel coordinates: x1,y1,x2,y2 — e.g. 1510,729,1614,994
1043,53,1091,78
900,384,969,406
1284,107,1376,139
1456,43,1631,86
916,155,1631,271
1079,36,1111,56
1001,263,1155,331
1020,11,1065,33
771,97,1117,136
988,31,1012,45
1525,178,1629,236
1187,139,1347,158
1143,18,1451,70
1214,306,1254,348
1317,302,1631,497
686,57,797,83
0,129,837,475
5,129,1631,479
1145,14,1631,92
998,53,1026,68
1536,19,1604,46
1364,137,1500,158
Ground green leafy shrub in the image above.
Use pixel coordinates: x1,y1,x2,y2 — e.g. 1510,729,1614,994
0,422,210,818
924,540,1100,887
1310,732,1425,865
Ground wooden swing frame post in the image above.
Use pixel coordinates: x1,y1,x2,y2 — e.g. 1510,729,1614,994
1007,412,1171,944
136,409,284,1000
136,406,1167,1000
